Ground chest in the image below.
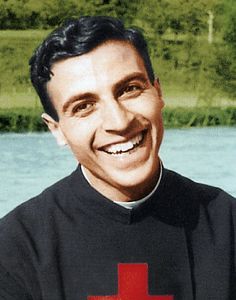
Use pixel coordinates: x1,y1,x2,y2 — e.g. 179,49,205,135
32,214,232,300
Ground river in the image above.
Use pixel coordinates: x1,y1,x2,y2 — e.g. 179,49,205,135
0,127,235,217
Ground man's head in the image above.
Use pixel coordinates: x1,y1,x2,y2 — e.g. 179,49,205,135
30,16,164,202
30,16,155,121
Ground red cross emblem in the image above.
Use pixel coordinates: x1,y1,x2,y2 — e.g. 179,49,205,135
88,263,174,300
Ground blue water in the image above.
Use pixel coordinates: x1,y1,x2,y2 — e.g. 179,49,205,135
0,127,235,217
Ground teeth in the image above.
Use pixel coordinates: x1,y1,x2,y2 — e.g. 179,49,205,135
104,132,143,155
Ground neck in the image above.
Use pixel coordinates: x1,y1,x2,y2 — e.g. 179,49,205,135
81,159,162,202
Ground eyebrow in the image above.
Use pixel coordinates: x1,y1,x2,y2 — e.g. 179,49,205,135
112,72,149,95
62,72,149,113
62,92,97,113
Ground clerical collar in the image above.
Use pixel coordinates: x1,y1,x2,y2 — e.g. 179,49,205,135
81,161,163,210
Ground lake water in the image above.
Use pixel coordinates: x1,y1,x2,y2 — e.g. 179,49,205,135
0,127,235,218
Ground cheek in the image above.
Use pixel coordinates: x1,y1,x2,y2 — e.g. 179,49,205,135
60,119,96,150
135,99,162,124
141,100,164,142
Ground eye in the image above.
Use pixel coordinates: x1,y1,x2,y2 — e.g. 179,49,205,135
118,83,144,99
72,101,95,116
124,85,141,93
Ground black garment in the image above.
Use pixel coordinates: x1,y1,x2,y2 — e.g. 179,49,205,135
0,166,235,300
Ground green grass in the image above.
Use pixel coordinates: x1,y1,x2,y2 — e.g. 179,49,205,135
0,89,41,109
0,30,49,98
0,29,235,112
0,30,50,39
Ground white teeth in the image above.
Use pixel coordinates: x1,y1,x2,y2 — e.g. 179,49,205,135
104,132,144,155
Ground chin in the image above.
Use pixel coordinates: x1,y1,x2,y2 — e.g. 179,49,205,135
108,162,159,191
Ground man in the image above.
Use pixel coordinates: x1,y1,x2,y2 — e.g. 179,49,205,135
0,16,235,300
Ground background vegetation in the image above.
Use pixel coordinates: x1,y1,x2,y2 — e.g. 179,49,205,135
0,0,236,131
1,107,235,132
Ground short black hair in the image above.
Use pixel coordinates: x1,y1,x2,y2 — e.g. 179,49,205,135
29,16,155,121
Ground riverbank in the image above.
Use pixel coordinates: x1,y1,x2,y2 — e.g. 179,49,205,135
0,107,235,132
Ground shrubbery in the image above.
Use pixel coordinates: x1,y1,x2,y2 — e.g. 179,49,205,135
0,107,235,132
0,108,46,132
163,107,236,128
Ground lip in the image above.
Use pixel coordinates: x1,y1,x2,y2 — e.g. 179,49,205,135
98,129,148,154
96,128,151,172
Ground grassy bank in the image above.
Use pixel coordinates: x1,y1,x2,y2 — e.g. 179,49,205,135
0,30,235,109
0,107,235,133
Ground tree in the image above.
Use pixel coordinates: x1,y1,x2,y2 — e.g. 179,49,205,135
213,0,236,98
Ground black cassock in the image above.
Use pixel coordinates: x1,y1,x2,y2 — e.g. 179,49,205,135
0,166,235,300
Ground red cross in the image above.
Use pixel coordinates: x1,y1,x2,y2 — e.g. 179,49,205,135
88,263,173,300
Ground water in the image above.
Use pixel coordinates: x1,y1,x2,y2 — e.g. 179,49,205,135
0,127,235,218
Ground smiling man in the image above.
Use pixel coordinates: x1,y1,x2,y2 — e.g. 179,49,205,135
0,16,236,300
44,40,163,202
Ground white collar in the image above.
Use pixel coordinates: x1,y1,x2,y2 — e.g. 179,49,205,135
81,161,163,210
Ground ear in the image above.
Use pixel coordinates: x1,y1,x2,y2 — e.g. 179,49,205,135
154,78,165,109
41,113,67,146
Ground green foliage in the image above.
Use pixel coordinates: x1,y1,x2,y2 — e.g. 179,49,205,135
0,0,236,103
213,45,236,97
0,107,235,132
0,0,222,31
0,108,46,132
163,107,236,128
211,0,236,98
0,0,140,29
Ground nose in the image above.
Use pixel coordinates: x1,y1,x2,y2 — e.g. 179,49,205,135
101,99,135,133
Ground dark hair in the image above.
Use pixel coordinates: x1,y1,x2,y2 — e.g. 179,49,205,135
29,16,155,121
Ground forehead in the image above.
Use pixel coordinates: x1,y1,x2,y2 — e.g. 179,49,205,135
50,41,146,81
47,41,147,103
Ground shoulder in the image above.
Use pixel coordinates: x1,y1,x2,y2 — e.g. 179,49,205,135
0,169,78,241
157,168,236,227
0,169,79,280
164,168,235,204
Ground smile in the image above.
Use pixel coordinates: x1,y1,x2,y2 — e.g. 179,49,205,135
102,131,146,155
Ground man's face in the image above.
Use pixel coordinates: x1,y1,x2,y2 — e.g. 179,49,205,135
45,41,164,201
